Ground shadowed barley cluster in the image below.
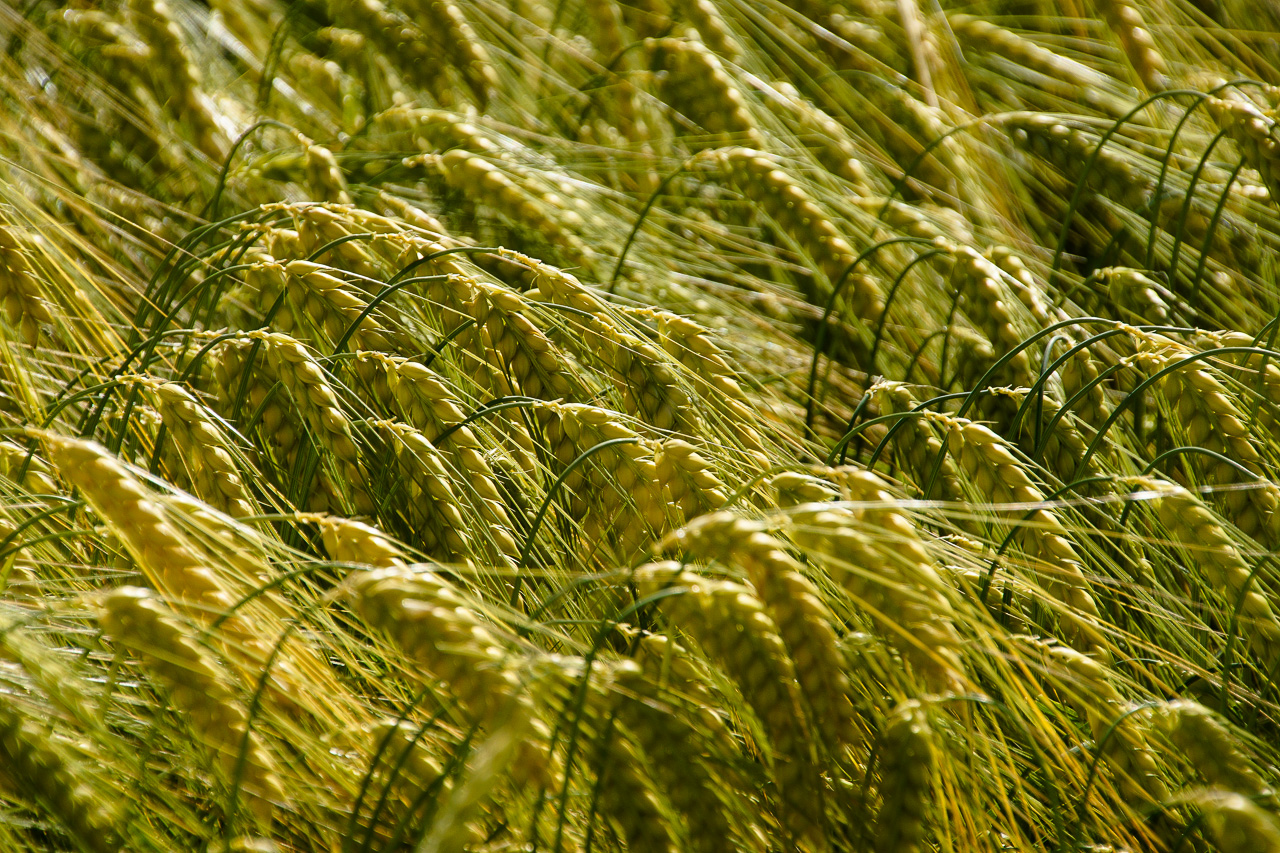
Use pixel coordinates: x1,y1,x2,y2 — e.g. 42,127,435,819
0,0,1279,850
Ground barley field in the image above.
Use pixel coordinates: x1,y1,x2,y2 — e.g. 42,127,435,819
1,0,1279,850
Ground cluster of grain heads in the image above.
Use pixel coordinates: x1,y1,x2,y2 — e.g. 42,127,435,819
663,512,858,749
250,331,373,513
1036,640,1169,806
373,419,480,563
867,381,968,502
1005,114,1154,216
0,696,122,853
1187,790,1280,852
1094,0,1169,91
0,226,56,346
402,0,499,106
591,719,682,853
940,416,1109,654
1132,337,1279,542
41,435,322,697
303,144,353,205
1144,478,1280,666
947,242,1037,386
606,657,753,853
872,700,934,853
650,37,761,146
784,469,967,690
124,0,227,160
100,587,287,823
532,402,668,555
152,382,257,518
344,567,558,787
1156,700,1276,804
717,147,880,314
43,434,240,613
414,150,596,266
0,438,58,495
633,561,824,843
13,0,1280,848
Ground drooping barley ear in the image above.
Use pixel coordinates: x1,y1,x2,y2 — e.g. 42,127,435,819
982,245,1058,327
800,5,905,76
43,434,317,697
1005,114,1154,214
345,567,558,788
524,266,702,433
44,434,237,613
316,515,408,569
0,438,59,495
947,243,1036,386
763,80,871,188
608,659,750,853
942,416,1110,654
1157,700,1276,805
1135,338,1277,544
640,306,769,456
718,147,882,315
1093,0,1169,91
787,470,967,689
536,402,671,555
630,631,740,760
946,14,1127,115
126,0,227,159
0,225,57,346
303,144,353,205
363,718,453,827
1037,640,1169,805
1099,267,1174,326
1057,340,1113,429
873,700,934,853
678,0,742,60
252,331,374,514
207,339,313,493
664,512,858,749
327,0,458,107
592,717,682,853
353,352,520,557
1209,96,1280,200
414,150,596,266
856,75,967,193
464,278,577,400
1188,789,1280,853
364,106,502,164
282,259,395,351
651,37,763,146
153,382,257,518
770,471,839,508
1146,478,1280,666
634,562,823,842
0,697,122,853
374,419,482,565
868,381,968,503
655,438,728,519
979,386,1102,487
376,191,451,236
410,0,500,106
287,53,350,123
101,587,287,823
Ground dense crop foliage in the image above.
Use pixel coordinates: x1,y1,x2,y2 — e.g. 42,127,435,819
2,0,1280,850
